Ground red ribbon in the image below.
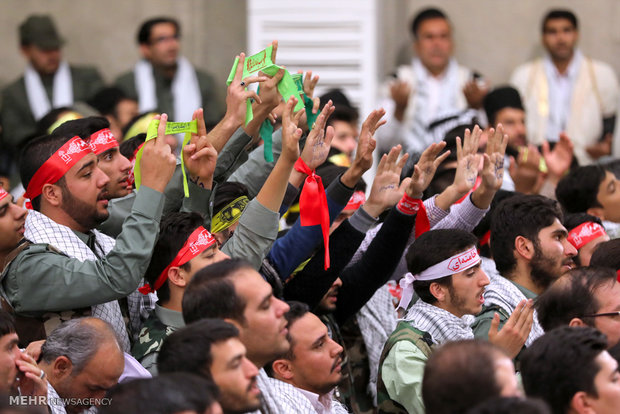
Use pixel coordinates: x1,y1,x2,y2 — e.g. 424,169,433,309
139,226,217,294
0,188,8,202
294,158,330,270
88,128,118,155
396,193,430,238
24,136,92,200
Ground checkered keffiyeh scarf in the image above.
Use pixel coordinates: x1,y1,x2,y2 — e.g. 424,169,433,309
25,210,131,351
403,299,475,344
481,257,544,347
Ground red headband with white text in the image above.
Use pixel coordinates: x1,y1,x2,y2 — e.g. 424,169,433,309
24,137,92,200
139,226,217,294
568,222,607,250
88,128,118,155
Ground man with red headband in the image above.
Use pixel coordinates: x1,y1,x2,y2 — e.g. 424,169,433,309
377,229,532,413
132,212,229,374
564,213,609,267
1,114,176,352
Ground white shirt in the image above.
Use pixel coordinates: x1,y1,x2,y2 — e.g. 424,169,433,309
543,51,582,142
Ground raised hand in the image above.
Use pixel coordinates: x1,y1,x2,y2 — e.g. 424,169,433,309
182,108,218,189
488,299,534,358
14,352,47,398
300,100,335,170
508,145,544,194
280,96,304,164
303,70,321,114
542,132,574,183
225,52,268,127
453,126,482,195
140,114,177,193
407,141,450,198
341,109,385,187
364,145,410,217
479,124,509,192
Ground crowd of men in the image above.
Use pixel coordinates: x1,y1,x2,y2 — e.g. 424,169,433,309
1,6,620,414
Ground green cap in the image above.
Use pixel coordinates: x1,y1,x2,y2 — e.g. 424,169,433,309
19,15,64,50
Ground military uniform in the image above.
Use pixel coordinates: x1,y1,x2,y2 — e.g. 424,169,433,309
115,66,222,126
0,66,104,150
376,322,433,414
132,304,184,375
1,187,164,343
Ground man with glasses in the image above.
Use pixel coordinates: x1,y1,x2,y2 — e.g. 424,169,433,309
116,17,221,126
536,266,620,347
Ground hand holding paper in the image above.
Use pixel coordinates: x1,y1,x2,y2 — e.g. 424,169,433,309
140,114,177,193
225,53,267,128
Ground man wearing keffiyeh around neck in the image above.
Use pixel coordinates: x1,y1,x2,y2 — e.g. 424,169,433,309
1,114,176,351
377,229,533,414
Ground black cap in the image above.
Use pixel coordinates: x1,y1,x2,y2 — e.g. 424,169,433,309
483,86,524,124
19,15,64,50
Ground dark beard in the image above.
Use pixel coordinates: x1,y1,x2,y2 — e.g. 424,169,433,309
60,184,108,230
530,242,561,291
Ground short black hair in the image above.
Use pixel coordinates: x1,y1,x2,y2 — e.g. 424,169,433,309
101,372,219,414
52,116,110,140
137,17,180,45
182,258,253,324
145,212,205,303
590,239,620,270
0,311,16,338
119,133,146,159
36,107,74,135
491,194,563,276
423,340,508,414
158,318,239,379
326,106,359,128
556,165,606,214
521,326,607,414
407,229,478,305
542,9,578,33
466,397,551,414
536,267,617,332
483,86,524,127
87,87,130,117
19,133,72,211
410,8,448,38
473,190,519,258
265,301,309,377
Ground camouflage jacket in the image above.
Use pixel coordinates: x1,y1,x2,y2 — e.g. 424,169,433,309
131,305,185,375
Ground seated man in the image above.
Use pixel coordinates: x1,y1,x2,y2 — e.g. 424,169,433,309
377,229,531,413
101,372,221,414
564,214,609,267
422,340,520,414
521,326,620,414
267,301,348,413
556,165,620,234
39,318,125,414
536,267,620,347
2,114,177,350
473,194,577,351
157,318,261,414
181,259,292,413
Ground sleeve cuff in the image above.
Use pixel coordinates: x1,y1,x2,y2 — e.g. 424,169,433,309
328,173,355,206
133,186,165,222
348,207,378,233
